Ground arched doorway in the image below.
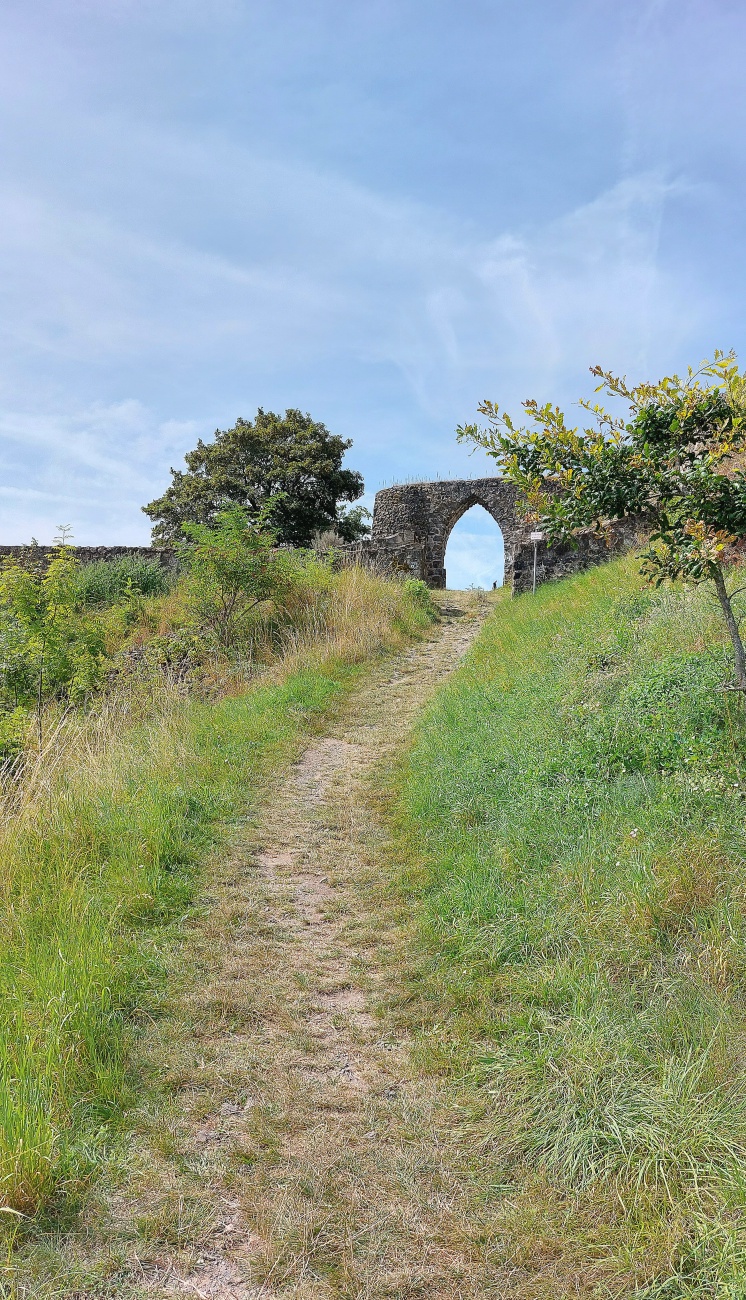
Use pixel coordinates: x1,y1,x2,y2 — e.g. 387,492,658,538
444,504,505,590
371,477,521,588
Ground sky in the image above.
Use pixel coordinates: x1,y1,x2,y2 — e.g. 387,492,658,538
0,0,745,586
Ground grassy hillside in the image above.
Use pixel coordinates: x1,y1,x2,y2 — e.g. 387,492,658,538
0,564,433,1227
396,556,746,1297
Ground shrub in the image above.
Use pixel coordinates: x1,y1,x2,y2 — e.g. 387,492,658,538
179,505,292,652
402,578,438,621
0,548,109,736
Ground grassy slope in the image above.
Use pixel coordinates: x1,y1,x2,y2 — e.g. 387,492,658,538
1,671,350,1225
397,556,746,1297
0,568,432,1229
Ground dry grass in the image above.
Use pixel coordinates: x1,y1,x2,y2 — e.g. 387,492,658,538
0,565,432,1241
270,565,435,671
141,561,434,687
3,591,504,1298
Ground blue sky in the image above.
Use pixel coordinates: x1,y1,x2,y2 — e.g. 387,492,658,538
0,0,744,586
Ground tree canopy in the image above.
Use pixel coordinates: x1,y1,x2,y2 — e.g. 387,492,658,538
458,351,746,688
143,408,367,546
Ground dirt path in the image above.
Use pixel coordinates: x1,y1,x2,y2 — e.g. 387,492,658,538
111,592,497,1300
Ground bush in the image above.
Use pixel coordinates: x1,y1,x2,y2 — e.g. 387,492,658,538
179,506,292,652
0,548,109,726
402,578,438,621
0,707,30,760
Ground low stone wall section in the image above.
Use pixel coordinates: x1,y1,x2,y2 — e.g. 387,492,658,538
0,545,177,570
510,517,644,595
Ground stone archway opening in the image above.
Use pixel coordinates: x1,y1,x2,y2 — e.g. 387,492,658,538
444,503,505,590
367,476,636,593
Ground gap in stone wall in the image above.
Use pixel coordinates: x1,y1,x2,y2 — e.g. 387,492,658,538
444,505,505,590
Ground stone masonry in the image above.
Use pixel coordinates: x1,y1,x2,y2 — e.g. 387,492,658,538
362,477,640,593
0,484,640,595
0,544,177,570
370,478,523,588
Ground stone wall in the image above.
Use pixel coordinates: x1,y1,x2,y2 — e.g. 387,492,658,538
0,544,177,570
362,478,643,593
510,517,644,595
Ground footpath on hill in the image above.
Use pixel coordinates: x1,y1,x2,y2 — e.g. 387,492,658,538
42,590,499,1300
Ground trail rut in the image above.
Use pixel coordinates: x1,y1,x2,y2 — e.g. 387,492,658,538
107,593,497,1299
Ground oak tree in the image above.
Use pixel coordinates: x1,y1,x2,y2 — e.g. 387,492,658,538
144,408,367,547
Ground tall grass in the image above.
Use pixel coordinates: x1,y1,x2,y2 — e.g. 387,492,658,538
129,552,433,680
396,555,746,1295
0,566,432,1223
73,556,173,606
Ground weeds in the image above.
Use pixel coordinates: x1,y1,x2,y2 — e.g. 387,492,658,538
72,556,173,606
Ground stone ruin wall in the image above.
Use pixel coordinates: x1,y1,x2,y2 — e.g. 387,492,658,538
0,544,178,569
509,517,642,594
354,479,642,594
0,483,642,595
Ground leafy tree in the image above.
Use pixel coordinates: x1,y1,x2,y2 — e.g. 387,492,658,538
331,503,372,543
180,505,292,651
143,409,367,546
458,350,746,690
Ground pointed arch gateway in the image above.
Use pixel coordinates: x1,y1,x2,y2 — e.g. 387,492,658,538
371,478,525,589
367,476,636,593
444,502,504,589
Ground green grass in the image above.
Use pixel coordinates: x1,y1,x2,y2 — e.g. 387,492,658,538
0,569,434,1231
0,668,351,1227
396,556,746,1296
73,556,173,606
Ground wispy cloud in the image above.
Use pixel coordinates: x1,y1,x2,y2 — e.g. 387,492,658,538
0,151,712,538
0,0,740,542
0,136,702,384
0,402,202,542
